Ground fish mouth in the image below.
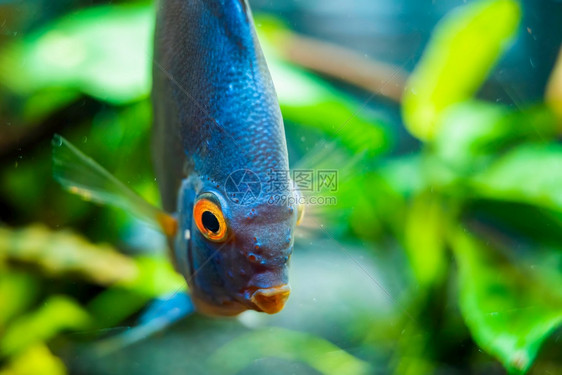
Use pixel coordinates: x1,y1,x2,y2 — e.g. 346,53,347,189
249,284,291,314
189,284,291,317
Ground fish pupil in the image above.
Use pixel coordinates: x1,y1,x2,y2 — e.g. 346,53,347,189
202,211,220,233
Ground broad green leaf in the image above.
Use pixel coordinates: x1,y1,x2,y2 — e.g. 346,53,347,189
0,5,154,105
1,296,90,356
327,156,426,242
0,223,183,331
21,88,80,123
392,322,438,375
321,168,407,241
545,49,562,120
0,272,38,329
403,193,447,287
402,0,520,140
434,101,557,174
0,6,388,153
0,344,66,375
465,200,562,247
0,225,183,296
452,230,562,373
209,327,371,375
434,102,510,172
471,143,562,210
270,61,388,153
118,256,184,297
0,225,138,285
86,289,151,329
378,155,426,197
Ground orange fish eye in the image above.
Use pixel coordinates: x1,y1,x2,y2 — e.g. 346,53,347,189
193,198,228,241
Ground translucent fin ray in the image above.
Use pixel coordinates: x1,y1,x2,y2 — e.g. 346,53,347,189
52,134,177,236
292,140,367,235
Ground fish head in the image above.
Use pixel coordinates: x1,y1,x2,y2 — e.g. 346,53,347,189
175,179,299,316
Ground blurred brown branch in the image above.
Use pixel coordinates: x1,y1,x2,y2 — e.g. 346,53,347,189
280,34,408,102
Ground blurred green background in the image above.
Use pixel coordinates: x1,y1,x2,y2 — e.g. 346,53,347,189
1,0,562,374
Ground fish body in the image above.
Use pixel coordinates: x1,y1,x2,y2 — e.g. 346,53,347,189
152,0,296,315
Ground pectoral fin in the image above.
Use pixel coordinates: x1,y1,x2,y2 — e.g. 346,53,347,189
52,134,177,237
94,292,194,355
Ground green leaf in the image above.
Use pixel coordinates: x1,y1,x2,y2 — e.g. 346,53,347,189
545,48,562,120
471,143,562,210
0,272,39,329
0,344,66,375
0,5,388,153
86,289,150,329
270,61,388,153
377,155,426,197
433,102,510,172
209,327,371,375
0,225,138,285
118,256,184,297
0,5,154,105
1,296,90,356
0,222,183,331
22,88,80,123
403,193,447,287
402,0,521,140
452,230,562,373
0,225,183,297
433,102,557,174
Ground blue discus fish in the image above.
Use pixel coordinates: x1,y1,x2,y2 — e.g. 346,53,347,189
53,0,302,317
152,0,301,316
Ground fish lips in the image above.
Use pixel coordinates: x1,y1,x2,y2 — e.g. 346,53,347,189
239,284,291,314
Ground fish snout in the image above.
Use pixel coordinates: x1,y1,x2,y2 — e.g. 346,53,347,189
250,285,290,314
